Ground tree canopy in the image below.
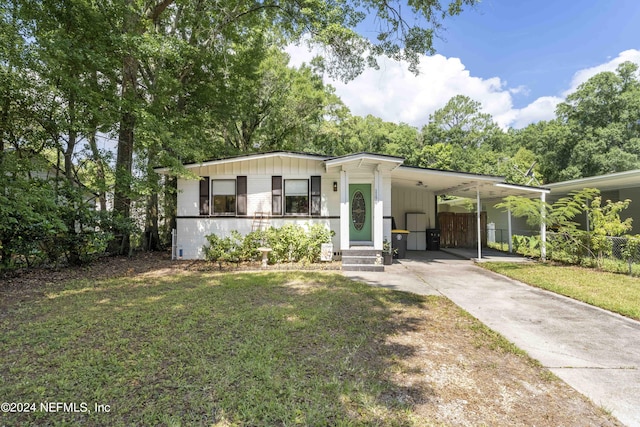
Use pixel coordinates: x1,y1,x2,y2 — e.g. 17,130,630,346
1,0,480,263
3,0,640,268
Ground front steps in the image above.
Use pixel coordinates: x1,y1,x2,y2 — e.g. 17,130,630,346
341,248,384,272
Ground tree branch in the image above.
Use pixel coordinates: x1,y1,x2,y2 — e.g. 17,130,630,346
146,0,175,24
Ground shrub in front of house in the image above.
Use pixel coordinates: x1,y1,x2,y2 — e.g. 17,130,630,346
204,224,333,267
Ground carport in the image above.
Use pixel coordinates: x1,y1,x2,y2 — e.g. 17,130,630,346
390,165,550,260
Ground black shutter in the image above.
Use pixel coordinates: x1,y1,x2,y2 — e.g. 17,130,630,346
310,176,321,216
272,176,282,215
237,176,247,216
199,176,210,215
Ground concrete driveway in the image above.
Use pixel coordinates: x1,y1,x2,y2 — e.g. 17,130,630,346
344,251,640,427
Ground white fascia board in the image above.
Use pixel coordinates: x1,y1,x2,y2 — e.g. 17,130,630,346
396,166,504,183
155,151,329,174
546,169,640,193
324,153,404,170
494,182,551,194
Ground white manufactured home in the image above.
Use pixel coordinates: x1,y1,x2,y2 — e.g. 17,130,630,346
156,151,548,270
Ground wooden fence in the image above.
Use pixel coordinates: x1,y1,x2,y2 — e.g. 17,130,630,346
438,212,487,248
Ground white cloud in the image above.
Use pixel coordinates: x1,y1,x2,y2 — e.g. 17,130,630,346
285,45,640,130
563,49,640,97
508,96,564,129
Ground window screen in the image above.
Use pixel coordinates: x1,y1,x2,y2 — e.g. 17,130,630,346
212,179,236,215
285,179,309,215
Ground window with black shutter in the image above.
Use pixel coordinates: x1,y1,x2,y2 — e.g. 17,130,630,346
310,176,321,216
199,176,210,215
212,180,236,215
237,176,247,216
285,179,309,215
272,176,282,215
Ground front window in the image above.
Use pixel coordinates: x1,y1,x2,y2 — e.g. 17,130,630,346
285,179,309,215
212,179,236,215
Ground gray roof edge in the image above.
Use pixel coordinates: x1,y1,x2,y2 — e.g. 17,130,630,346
547,169,640,190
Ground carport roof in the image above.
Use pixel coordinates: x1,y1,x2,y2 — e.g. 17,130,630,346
392,165,549,200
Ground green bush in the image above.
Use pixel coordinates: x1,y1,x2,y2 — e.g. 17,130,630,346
203,224,333,267
203,231,244,268
241,230,267,261
622,235,640,275
266,224,307,262
304,223,334,263
0,171,114,270
511,234,541,258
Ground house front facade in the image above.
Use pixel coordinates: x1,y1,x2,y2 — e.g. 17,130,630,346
156,151,548,267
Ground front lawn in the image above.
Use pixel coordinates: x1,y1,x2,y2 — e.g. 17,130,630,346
1,265,619,426
480,262,640,320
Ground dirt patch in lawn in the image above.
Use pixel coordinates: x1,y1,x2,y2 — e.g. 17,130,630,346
383,297,620,426
0,252,621,426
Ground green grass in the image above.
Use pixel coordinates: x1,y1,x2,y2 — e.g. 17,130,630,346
1,270,436,426
480,262,640,320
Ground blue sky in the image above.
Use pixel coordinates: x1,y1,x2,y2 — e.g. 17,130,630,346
287,0,640,129
433,0,640,108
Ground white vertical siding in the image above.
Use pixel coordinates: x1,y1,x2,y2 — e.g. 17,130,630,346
247,177,271,214
322,175,340,216
192,156,325,177
175,156,341,259
177,178,200,216
382,176,393,243
391,186,436,230
176,217,339,260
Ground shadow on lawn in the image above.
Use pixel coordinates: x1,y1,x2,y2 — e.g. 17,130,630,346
2,270,433,426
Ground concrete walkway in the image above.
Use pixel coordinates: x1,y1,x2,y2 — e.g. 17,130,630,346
344,251,640,427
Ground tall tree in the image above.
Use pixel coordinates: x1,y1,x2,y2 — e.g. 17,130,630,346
212,47,341,153
548,62,640,181
5,0,479,256
419,95,505,173
106,0,479,254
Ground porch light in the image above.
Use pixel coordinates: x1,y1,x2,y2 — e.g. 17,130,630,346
333,181,338,192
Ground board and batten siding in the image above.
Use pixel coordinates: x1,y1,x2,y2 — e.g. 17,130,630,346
178,156,336,217
175,156,341,259
193,156,325,176
177,218,340,260
391,186,436,230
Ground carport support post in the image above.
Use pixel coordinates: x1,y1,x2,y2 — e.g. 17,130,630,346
540,192,547,261
340,168,350,250
507,208,513,253
477,185,482,260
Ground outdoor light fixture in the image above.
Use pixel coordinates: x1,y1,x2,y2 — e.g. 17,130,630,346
333,181,338,192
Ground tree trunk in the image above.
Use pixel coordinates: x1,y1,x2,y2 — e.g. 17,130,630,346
164,175,178,244
87,129,107,212
112,53,138,255
64,93,76,182
112,0,176,255
65,90,82,265
143,151,162,251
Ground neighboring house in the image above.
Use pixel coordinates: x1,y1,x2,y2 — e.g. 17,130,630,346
480,169,640,247
546,169,640,235
155,151,547,269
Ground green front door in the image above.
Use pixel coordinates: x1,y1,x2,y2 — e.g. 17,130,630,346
349,184,372,241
